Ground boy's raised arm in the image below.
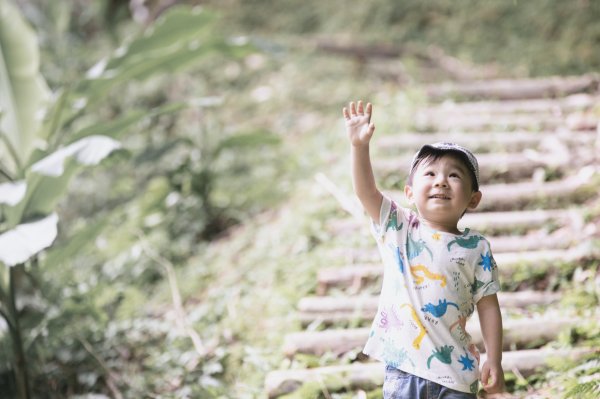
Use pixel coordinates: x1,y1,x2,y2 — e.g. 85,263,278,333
343,101,383,222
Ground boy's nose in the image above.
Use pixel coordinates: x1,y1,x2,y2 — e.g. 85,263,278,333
434,177,448,187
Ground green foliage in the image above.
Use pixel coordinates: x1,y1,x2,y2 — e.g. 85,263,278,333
541,356,600,399
211,0,600,76
0,0,51,176
0,1,253,397
565,381,600,399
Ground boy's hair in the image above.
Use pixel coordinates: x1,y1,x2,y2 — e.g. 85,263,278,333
407,148,480,192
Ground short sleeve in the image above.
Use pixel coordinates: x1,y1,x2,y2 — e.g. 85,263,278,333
370,196,405,242
473,239,501,303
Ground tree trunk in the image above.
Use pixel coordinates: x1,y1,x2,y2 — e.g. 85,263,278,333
8,266,30,399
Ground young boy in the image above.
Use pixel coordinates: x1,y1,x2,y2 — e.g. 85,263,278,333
343,101,505,398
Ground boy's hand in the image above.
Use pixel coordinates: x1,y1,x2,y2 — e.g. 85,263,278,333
480,360,505,394
343,101,375,147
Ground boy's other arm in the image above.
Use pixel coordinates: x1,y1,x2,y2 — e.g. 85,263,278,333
343,101,383,221
477,293,505,393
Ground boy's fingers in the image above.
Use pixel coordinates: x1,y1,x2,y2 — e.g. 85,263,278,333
366,102,372,122
343,107,350,120
367,123,375,136
481,367,490,385
350,102,357,116
357,100,364,115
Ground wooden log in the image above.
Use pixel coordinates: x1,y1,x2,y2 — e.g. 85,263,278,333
373,151,573,183
300,291,561,313
283,328,369,357
414,113,567,132
387,172,597,212
316,40,402,59
297,291,561,326
327,209,582,240
283,317,580,357
314,41,498,81
488,231,574,253
317,243,598,294
317,264,381,296
425,74,599,101
265,362,382,399
265,348,595,398
375,131,598,154
320,248,380,264
322,230,574,262
419,94,600,116
460,209,579,233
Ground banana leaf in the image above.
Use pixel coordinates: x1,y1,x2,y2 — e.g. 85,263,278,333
0,0,51,177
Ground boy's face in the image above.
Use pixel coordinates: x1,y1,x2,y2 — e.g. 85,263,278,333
404,154,482,230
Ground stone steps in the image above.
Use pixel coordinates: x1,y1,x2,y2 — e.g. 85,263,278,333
265,348,596,398
419,93,600,115
386,171,598,212
283,316,580,356
414,113,569,132
296,291,561,327
374,150,596,183
316,244,597,295
425,74,599,101
263,75,599,397
328,208,583,238
375,130,598,154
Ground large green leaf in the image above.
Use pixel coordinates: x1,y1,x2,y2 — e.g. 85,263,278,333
0,213,57,267
106,6,214,67
0,180,26,206
68,101,187,144
0,0,51,177
78,6,221,103
3,135,121,228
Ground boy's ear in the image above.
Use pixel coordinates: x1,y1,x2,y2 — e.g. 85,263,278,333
404,185,414,205
468,191,482,210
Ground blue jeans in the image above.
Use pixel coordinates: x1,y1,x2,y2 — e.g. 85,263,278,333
383,365,477,399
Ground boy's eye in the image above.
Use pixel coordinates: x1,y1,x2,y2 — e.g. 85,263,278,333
425,171,434,176
450,173,461,178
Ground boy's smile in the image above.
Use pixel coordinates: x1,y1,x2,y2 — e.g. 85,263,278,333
405,154,482,234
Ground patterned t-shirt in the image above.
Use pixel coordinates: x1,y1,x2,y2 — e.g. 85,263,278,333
362,196,500,394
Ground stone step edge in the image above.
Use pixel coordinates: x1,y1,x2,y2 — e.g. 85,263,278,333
389,169,597,211
300,290,560,312
298,290,560,320
424,73,599,101
328,208,583,237
282,317,580,357
418,94,600,115
317,244,598,295
412,114,571,131
373,152,576,181
265,347,595,398
375,130,598,152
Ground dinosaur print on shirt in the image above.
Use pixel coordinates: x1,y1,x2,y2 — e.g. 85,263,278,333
386,203,403,232
407,233,433,260
364,196,500,394
447,230,486,251
421,299,460,317
427,345,454,369
410,264,447,287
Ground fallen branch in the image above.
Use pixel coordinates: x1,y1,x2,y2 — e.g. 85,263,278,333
136,232,209,359
315,172,365,222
